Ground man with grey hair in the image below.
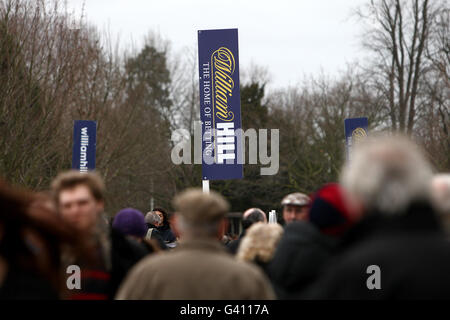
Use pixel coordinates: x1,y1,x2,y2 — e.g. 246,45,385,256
340,135,433,219
116,189,275,300
145,211,161,228
144,211,167,250
306,135,450,299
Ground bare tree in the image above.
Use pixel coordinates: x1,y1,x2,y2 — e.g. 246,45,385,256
357,0,446,134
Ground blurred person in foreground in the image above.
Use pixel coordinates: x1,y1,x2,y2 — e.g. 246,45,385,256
307,135,450,299
51,170,147,299
267,183,356,299
281,192,311,225
0,180,84,299
116,188,275,300
227,208,267,255
144,211,168,250
236,222,283,276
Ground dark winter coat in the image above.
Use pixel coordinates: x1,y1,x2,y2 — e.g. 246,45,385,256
226,231,246,255
146,223,168,250
0,265,59,300
266,221,337,299
156,224,176,244
66,228,149,300
305,202,450,299
109,228,149,298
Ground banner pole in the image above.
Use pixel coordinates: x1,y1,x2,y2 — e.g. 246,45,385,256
202,180,210,194
269,210,277,224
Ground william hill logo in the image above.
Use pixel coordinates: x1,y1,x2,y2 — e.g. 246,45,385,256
211,47,236,164
211,47,235,122
352,127,367,144
79,127,89,172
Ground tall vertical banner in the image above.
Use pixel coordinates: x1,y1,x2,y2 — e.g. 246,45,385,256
344,117,368,162
72,120,97,172
198,28,243,180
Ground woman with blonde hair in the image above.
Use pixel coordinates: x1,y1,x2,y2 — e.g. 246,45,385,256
236,222,283,276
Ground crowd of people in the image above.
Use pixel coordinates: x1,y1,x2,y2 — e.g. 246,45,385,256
0,134,449,299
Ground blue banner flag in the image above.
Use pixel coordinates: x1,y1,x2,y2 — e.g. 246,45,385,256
72,120,97,172
344,117,368,162
198,28,243,180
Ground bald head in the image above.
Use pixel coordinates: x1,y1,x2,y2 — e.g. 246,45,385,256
242,208,267,231
243,208,267,223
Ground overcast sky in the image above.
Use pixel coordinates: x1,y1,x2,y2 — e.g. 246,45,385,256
66,0,367,89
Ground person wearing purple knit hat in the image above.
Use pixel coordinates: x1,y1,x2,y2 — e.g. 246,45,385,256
112,208,148,240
